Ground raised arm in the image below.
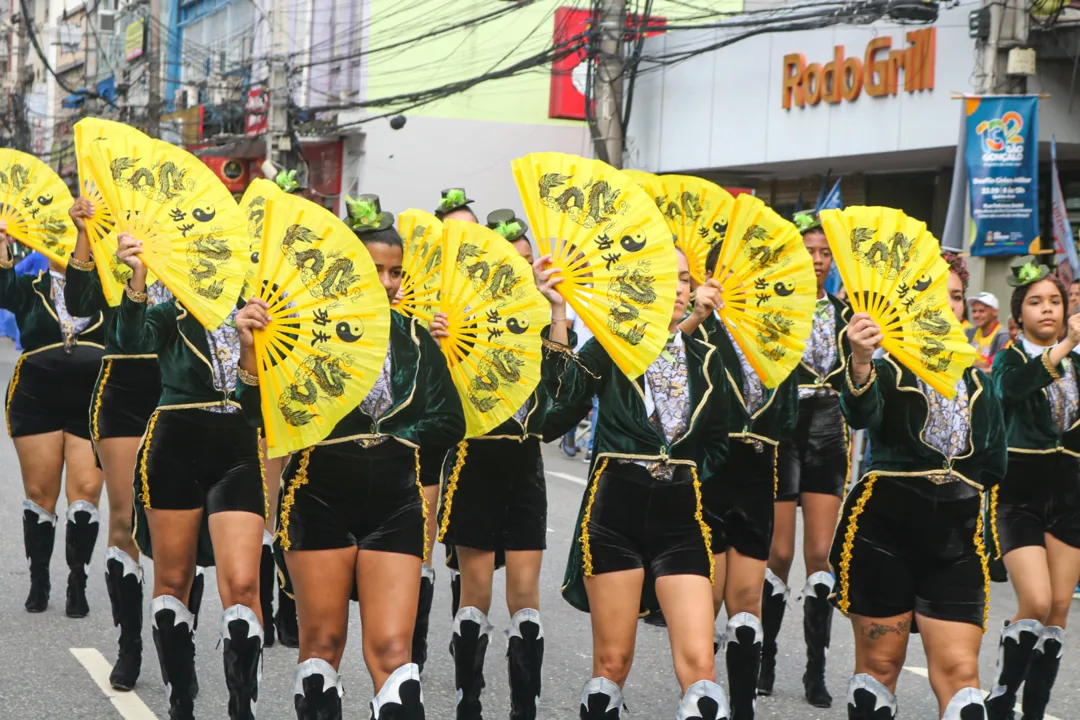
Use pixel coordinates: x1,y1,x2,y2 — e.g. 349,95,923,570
113,232,176,354
839,312,887,430
64,197,107,316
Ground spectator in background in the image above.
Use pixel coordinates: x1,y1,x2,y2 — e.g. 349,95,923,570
1069,278,1080,317
1008,317,1021,345
966,291,1009,369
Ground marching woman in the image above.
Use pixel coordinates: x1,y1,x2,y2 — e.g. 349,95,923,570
114,232,266,720
986,259,1080,720
429,210,549,720
760,211,852,708
235,194,465,720
680,242,798,720
537,247,734,720
1,222,105,619
64,197,207,691
832,252,1006,720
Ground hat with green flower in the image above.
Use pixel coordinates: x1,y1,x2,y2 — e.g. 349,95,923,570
1006,255,1051,288
274,168,300,194
793,210,822,235
434,187,474,219
344,194,394,234
486,209,529,243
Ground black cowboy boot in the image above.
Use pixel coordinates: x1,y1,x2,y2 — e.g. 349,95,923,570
985,618,1042,720
277,586,300,648
105,548,143,690
758,569,788,696
677,680,730,720
413,564,435,673
507,609,544,720
725,612,763,720
846,674,897,720
579,677,624,720
65,500,100,618
450,570,461,617
942,687,986,720
151,596,196,720
222,605,264,720
369,663,424,719
23,500,56,613
187,567,205,700
294,658,344,720
803,571,835,708
450,606,491,720
260,531,276,648
1021,625,1065,720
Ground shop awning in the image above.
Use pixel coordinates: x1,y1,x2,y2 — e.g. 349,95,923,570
96,76,117,104
62,89,87,109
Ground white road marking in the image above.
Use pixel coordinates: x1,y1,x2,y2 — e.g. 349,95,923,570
902,666,1062,720
71,648,159,720
547,470,586,486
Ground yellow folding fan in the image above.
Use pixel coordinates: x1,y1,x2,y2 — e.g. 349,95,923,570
653,175,735,285
0,149,76,266
396,208,444,326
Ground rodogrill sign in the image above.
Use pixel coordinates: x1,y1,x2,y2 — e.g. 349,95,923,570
782,27,936,110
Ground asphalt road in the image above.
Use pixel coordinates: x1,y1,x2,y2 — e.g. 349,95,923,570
0,338,1077,719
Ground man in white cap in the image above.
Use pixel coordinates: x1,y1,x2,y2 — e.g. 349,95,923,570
965,291,1009,369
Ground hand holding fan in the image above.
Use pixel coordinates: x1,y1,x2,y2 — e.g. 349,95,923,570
84,131,247,329
396,208,444,325
709,194,816,388
653,175,735,285
512,152,677,380
438,219,549,437
0,149,76,265
820,206,975,397
250,191,392,457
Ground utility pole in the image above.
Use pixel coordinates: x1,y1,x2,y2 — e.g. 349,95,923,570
265,0,289,169
146,0,160,137
592,0,625,168
14,0,31,151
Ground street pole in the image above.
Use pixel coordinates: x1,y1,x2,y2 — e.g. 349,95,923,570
593,0,625,168
265,0,289,168
146,0,160,137
14,4,30,152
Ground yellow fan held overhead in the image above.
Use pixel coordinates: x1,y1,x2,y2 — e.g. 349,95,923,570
397,209,444,326
708,194,816,388
820,206,975,398
653,175,735,285
512,152,677,380
250,191,392,457
438,219,548,438
0,149,76,266
239,178,284,301
83,130,247,329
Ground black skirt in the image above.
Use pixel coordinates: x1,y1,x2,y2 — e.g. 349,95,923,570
90,356,161,441
6,346,101,440
994,453,1080,555
776,394,849,501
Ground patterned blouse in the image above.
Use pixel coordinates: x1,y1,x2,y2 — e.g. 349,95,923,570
147,282,174,307
644,334,691,445
204,306,241,414
1022,337,1079,433
353,345,395,448
916,377,970,458
49,270,92,351
512,397,532,425
799,298,837,399
726,324,766,414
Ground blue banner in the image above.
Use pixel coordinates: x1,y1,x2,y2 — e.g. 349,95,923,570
966,95,1040,256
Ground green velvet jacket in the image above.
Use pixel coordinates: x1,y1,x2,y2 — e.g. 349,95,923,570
992,342,1080,456
114,293,238,410
793,294,853,395
63,265,125,355
541,330,730,613
239,310,466,455
0,266,106,355
842,355,1007,489
698,313,798,446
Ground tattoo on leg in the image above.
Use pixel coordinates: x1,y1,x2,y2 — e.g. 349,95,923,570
863,620,911,640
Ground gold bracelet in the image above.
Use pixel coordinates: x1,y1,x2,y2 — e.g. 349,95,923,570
124,283,148,303
237,366,259,387
0,256,13,270
68,256,95,271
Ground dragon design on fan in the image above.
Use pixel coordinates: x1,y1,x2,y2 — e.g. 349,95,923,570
757,311,796,362
467,347,527,413
282,223,362,304
538,172,625,229
658,191,704,223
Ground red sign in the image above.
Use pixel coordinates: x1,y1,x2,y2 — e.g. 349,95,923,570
200,157,249,193
549,7,666,121
245,89,268,137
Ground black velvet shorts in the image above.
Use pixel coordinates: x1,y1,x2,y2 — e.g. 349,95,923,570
829,475,986,627
702,440,777,561
134,407,265,517
776,395,849,502
994,453,1080,555
6,348,100,440
582,460,712,580
278,440,424,558
90,356,161,441
438,437,547,553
